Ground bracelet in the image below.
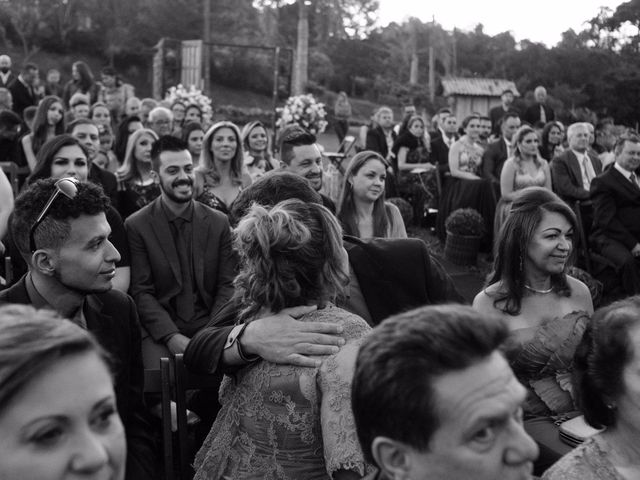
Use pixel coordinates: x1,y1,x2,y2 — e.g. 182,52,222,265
224,323,260,363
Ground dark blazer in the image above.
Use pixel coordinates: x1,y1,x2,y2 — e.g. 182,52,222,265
183,236,464,375
8,77,36,118
0,278,158,480
430,135,457,173
365,124,396,159
551,149,602,202
590,166,640,251
523,103,555,126
89,164,119,210
126,197,236,341
0,71,16,89
482,137,510,186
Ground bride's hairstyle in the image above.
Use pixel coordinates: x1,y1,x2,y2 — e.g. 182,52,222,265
233,199,349,322
488,187,577,315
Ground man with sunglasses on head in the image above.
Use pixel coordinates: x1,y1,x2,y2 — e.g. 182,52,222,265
0,178,159,480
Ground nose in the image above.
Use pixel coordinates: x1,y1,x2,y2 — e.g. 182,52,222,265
558,235,571,251
504,420,539,467
373,176,384,186
105,239,121,264
70,429,109,473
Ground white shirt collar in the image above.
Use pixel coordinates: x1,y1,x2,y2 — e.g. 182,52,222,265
614,162,635,180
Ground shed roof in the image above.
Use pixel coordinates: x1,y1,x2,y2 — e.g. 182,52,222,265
441,77,519,97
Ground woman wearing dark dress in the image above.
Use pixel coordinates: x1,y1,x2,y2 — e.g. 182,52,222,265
62,61,99,109
113,115,143,165
436,114,496,243
115,128,160,219
539,121,565,161
195,121,251,216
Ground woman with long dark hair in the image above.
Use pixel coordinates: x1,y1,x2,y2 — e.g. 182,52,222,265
21,95,64,171
113,115,143,165
62,61,99,108
539,121,565,161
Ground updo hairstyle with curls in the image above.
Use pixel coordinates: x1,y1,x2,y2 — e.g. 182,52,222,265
233,199,349,322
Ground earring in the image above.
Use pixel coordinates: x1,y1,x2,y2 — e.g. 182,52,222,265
606,402,617,410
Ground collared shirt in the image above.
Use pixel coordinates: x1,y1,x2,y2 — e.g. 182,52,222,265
572,149,596,190
504,137,513,157
614,162,639,187
0,70,11,85
25,272,87,328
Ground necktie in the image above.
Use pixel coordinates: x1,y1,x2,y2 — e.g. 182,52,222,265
173,218,195,323
582,156,593,187
631,173,639,189
539,105,546,124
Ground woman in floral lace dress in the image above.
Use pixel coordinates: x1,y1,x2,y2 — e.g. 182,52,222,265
194,199,371,480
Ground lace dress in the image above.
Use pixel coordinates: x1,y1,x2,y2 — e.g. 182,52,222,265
195,171,241,216
193,305,372,480
542,436,624,480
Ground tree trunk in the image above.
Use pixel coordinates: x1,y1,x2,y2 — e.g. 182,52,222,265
292,0,309,95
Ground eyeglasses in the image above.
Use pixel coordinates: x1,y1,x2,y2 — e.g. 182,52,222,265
29,178,79,252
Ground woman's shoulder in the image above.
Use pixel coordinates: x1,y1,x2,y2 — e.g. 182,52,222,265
305,305,371,339
472,283,503,313
542,437,617,480
566,275,594,314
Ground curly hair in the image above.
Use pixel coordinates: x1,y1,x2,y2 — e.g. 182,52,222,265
30,96,65,155
233,199,349,322
11,179,110,258
198,121,244,186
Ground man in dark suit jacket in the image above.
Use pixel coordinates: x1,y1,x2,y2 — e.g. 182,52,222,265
482,112,521,195
0,179,157,479
365,106,396,160
523,85,555,126
183,171,464,375
125,136,236,367
8,63,38,118
430,113,458,174
489,88,518,136
590,135,640,295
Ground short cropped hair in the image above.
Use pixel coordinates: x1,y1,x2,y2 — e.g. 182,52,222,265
614,132,640,157
11,179,110,258
234,199,348,322
352,305,509,463
574,296,640,428
0,304,109,412
150,135,188,171
66,117,98,134
277,124,316,166
229,171,322,227
148,106,172,123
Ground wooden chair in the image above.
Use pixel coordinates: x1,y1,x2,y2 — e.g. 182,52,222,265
144,357,175,480
0,162,19,196
324,135,356,174
172,353,222,480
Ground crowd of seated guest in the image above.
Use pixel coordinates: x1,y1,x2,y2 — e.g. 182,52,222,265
4,58,640,480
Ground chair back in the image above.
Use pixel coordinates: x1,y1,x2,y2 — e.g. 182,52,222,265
144,357,174,480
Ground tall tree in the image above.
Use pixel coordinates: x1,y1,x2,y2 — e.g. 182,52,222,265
292,0,309,94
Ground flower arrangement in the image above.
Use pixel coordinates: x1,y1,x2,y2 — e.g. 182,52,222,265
165,84,213,116
276,94,328,134
445,208,485,237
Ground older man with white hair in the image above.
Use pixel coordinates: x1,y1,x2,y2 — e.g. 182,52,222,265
0,55,15,88
524,85,555,126
148,106,173,137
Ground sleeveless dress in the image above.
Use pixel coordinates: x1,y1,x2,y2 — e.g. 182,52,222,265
436,139,496,244
505,310,590,474
195,171,242,216
542,436,624,480
494,160,549,241
193,305,372,480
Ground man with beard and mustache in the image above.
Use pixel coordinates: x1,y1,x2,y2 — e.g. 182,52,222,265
0,179,159,480
277,124,336,212
125,135,236,368
0,55,16,89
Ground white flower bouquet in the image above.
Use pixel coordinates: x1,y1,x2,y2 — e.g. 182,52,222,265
165,84,213,115
276,94,328,134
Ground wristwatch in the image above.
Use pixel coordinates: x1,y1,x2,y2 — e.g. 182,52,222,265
224,323,260,363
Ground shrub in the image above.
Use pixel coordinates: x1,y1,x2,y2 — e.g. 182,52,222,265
445,208,485,237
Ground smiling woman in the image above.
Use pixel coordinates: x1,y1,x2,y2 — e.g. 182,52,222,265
473,187,594,475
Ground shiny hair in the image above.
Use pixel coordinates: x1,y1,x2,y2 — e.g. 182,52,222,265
512,125,543,168
181,121,204,154
574,296,640,429
184,104,202,122
90,102,111,122
353,305,509,462
28,134,88,184
0,304,110,412
373,106,393,124
487,187,577,315
241,121,273,166
337,151,391,238
71,61,94,90
233,199,349,322
30,96,65,155
117,128,158,184
114,115,142,163
540,121,564,160
198,121,244,186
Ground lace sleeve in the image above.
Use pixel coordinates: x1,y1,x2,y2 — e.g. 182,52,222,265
318,341,368,478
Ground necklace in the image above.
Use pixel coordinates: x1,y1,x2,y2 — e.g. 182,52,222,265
524,284,553,294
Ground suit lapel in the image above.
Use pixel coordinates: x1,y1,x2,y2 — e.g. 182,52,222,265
567,151,584,185
149,198,182,284
192,203,208,294
610,168,640,199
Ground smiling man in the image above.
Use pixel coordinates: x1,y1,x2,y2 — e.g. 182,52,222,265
0,179,158,480
352,305,538,480
125,135,236,368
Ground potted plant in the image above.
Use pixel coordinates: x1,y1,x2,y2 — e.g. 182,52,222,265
444,208,485,266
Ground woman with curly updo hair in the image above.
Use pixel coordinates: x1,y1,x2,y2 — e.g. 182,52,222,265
194,199,371,480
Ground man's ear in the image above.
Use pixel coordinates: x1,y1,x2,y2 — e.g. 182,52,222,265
150,169,159,184
371,436,413,480
31,250,57,277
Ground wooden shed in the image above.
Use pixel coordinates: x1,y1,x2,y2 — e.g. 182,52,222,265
441,77,519,120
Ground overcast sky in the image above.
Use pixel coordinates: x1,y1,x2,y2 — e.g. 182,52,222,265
377,0,626,46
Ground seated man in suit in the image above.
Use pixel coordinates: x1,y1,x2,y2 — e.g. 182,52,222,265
126,135,236,368
0,179,158,479
352,305,538,480
430,113,458,174
184,171,464,375
591,134,640,295
482,111,521,195
551,122,603,232
523,85,555,126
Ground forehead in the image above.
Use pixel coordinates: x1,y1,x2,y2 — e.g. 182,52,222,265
212,127,237,138
621,140,640,153
356,158,386,173
158,149,192,168
136,133,154,143
535,210,572,232
432,352,526,430
290,144,321,164
55,145,86,159
72,124,98,136
66,213,110,245
250,125,266,135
